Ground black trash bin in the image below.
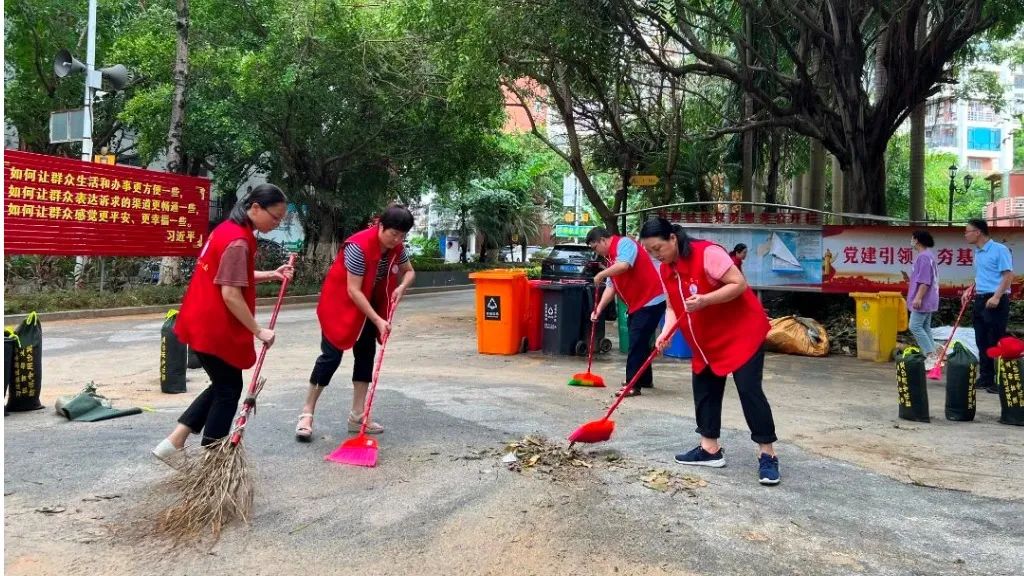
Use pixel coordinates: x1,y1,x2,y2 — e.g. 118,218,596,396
578,284,612,356
539,282,586,355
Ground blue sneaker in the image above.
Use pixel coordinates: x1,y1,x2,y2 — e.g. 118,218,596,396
674,446,725,467
758,453,780,485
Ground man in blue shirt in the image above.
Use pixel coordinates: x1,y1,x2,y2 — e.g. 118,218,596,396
961,218,1014,394
587,227,667,397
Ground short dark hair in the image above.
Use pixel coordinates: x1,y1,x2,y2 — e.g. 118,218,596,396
967,218,989,236
730,243,747,256
229,183,287,225
638,217,692,258
380,204,414,232
912,230,935,248
585,227,612,245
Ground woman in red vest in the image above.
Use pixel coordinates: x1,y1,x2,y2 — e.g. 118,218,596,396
294,205,416,441
729,243,747,271
152,184,293,467
639,218,780,485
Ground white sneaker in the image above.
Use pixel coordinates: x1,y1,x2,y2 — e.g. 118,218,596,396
151,438,187,470
924,354,939,371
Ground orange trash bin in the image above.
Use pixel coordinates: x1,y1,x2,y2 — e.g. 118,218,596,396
469,269,528,355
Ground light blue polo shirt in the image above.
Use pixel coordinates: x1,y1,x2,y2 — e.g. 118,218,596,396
605,238,666,307
974,239,1013,295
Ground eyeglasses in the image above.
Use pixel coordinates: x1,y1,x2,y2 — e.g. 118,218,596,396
263,205,286,224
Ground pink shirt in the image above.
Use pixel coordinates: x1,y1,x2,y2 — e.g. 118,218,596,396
703,244,734,287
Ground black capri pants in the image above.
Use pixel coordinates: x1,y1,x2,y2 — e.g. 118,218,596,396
309,323,378,386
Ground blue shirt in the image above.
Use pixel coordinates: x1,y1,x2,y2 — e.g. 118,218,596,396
605,237,666,307
973,239,1013,295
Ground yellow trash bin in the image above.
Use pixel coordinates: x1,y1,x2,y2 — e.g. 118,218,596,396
878,291,909,333
850,292,899,362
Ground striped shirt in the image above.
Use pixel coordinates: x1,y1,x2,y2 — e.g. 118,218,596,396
343,243,409,283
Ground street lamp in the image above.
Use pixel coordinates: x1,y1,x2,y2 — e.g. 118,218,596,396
947,165,974,223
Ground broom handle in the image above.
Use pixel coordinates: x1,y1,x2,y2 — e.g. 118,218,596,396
600,314,684,420
585,286,599,372
358,253,400,435
229,253,296,445
935,286,973,365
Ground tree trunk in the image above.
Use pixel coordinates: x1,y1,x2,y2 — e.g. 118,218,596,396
809,139,826,211
740,10,754,210
845,148,887,216
909,15,927,222
831,155,845,223
158,0,190,285
791,175,803,207
765,130,781,208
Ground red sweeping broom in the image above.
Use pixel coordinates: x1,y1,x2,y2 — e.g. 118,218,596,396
568,315,683,448
155,254,295,542
568,287,606,387
325,302,397,467
927,286,972,381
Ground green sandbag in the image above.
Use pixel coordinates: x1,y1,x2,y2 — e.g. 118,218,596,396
995,358,1024,426
6,312,44,412
896,347,929,423
56,383,142,422
945,342,977,422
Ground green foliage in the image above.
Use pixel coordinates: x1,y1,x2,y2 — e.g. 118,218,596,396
885,133,990,221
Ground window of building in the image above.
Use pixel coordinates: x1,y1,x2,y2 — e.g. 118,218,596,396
1015,74,1024,90
967,157,984,171
967,127,1001,151
967,101,995,122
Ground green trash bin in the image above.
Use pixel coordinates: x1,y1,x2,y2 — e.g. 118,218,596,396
617,298,629,353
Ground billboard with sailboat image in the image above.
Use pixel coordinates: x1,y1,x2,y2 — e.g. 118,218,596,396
675,225,822,290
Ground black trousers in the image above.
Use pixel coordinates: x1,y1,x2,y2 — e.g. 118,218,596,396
626,301,666,388
309,323,378,386
974,293,1010,388
178,351,243,446
691,348,778,444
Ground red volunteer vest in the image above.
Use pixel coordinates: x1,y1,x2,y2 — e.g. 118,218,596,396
174,220,258,369
660,239,768,376
607,236,664,314
317,226,405,351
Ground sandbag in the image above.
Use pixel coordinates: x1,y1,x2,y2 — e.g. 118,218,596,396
945,342,976,422
160,310,188,394
896,347,929,422
765,315,830,357
6,312,44,412
995,357,1024,426
187,347,202,369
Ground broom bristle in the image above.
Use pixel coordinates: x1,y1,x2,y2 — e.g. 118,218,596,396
569,372,606,387
152,438,254,543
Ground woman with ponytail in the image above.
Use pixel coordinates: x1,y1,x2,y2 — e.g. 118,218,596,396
152,184,294,467
639,218,781,486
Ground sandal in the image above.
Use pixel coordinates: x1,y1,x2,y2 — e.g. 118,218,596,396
615,385,641,398
347,411,384,434
295,413,314,442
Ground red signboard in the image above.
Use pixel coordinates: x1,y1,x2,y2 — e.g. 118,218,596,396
655,209,822,226
3,150,210,256
822,225,1024,297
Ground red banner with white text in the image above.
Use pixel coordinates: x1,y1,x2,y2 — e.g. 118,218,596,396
822,225,1024,297
3,150,210,256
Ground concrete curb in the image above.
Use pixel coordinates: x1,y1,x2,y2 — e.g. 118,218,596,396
4,284,474,325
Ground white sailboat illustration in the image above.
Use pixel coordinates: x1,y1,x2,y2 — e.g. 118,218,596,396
770,232,803,272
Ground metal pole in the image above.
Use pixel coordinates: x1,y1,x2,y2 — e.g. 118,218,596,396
99,257,106,293
947,176,955,224
75,0,99,287
81,0,97,161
